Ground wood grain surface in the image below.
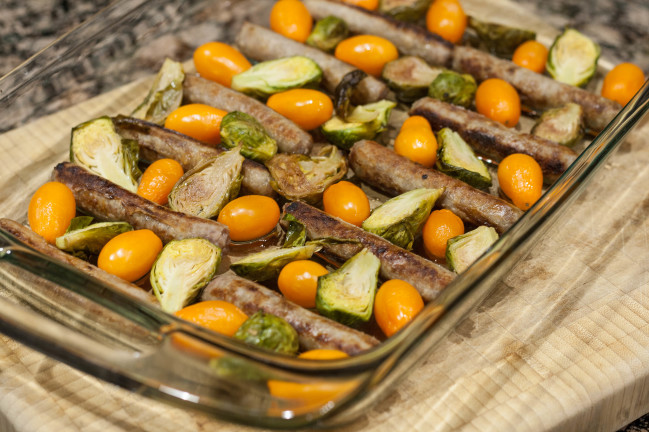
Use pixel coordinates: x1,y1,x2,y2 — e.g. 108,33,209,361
1,1,648,431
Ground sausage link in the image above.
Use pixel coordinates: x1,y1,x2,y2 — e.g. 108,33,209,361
348,140,523,233
201,272,380,355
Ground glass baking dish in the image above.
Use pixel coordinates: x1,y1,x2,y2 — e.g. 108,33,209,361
0,0,647,429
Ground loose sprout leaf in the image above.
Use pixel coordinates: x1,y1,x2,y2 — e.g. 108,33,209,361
283,220,307,248
306,16,349,53
334,69,367,120
65,216,94,233
70,116,141,192
151,238,222,313
234,311,300,355
362,188,444,250
231,243,322,281
231,56,323,100
220,112,277,162
316,248,380,326
168,147,244,218
131,58,185,125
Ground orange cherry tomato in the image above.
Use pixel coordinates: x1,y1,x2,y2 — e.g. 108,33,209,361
475,78,521,127
401,115,431,130
97,229,163,282
422,209,465,259
497,153,543,210
28,182,76,244
270,0,313,43
193,42,251,87
426,0,467,44
277,260,329,308
164,104,227,146
335,35,399,77
267,89,334,130
137,159,184,205
512,40,548,74
175,300,248,337
374,279,424,337
394,124,438,168
322,181,371,227
298,349,349,360
339,0,378,10
601,62,646,106
217,195,281,242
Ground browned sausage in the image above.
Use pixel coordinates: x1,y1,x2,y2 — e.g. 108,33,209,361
201,272,380,355
112,116,276,198
452,46,621,133
283,201,455,302
410,97,578,180
348,140,522,233
52,162,230,249
235,22,388,103
303,0,454,67
0,218,157,306
183,75,313,155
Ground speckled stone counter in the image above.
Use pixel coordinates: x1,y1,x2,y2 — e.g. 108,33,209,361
0,0,648,431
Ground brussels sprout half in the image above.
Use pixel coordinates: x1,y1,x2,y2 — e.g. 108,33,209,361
316,248,380,326
151,238,222,313
362,188,444,250
131,58,184,125
428,71,477,109
70,116,141,193
55,220,133,256
531,103,584,147
220,111,277,162
321,100,396,150
231,56,323,100
379,0,432,21
382,56,443,103
547,28,600,87
234,311,299,355
265,144,348,204
168,147,244,218
446,226,499,273
231,243,322,281
306,16,349,52
436,128,492,189
467,17,536,58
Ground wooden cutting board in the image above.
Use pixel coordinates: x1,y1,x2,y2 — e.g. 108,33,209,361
1,1,648,430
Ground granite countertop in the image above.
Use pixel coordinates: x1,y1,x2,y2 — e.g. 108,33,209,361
0,0,648,431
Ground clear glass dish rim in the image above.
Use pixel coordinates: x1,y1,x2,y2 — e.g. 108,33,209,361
0,0,648,427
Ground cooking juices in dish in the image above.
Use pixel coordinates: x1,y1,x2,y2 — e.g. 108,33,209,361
9,0,645,418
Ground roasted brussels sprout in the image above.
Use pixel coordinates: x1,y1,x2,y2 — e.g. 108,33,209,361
428,71,477,108
282,214,307,248
316,248,380,325
306,16,349,52
382,56,443,103
321,100,396,150
231,243,321,281
467,17,536,58
55,219,133,257
446,226,498,273
265,144,347,204
131,58,184,125
362,188,443,250
234,311,299,355
379,0,432,21
436,128,492,189
547,28,600,87
70,116,141,192
531,103,584,147
334,70,367,120
220,111,277,162
231,56,323,99
151,238,222,313
168,147,243,218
